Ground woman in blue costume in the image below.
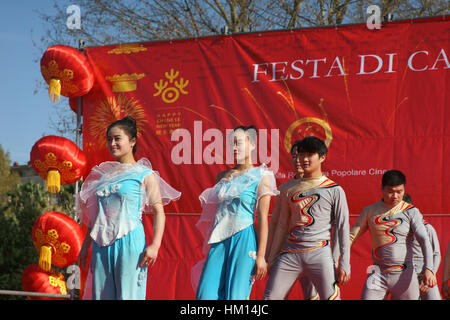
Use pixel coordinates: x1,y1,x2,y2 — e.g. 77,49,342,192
77,116,181,300
193,125,279,300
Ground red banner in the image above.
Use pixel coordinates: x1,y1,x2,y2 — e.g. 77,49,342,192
81,17,449,299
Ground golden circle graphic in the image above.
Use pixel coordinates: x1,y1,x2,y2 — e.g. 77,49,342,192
284,117,333,154
162,87,180,104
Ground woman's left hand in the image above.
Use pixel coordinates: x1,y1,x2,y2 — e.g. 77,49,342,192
252,255,268,281
139,244,159,268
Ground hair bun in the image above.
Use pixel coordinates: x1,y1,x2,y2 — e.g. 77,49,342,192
122,116,137,127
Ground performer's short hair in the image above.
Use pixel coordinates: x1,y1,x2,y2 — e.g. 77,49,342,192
403,193,413,204
382,169,406,187
297,136,328,157
290,140,302,154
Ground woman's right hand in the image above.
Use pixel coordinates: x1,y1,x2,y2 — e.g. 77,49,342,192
252,255,268,281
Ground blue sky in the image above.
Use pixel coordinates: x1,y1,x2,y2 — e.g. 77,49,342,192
0,1,66,165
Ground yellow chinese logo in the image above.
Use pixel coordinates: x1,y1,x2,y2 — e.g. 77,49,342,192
154,68,189,103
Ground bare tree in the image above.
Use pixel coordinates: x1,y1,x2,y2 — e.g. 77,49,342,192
33,0,449,135
34,0,450,47
34,0,449,61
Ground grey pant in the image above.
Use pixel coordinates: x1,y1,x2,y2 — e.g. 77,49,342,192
361,264,419,300
414,264,441,300
264,245,339,300
419,286,441,300
299,276,319,299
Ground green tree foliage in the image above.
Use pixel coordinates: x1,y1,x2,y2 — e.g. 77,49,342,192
0,182,49,298
0,145,77,299
0,146,20,209
0,182,76,299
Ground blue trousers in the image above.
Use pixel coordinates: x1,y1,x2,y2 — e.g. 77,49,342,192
196,225,257,300
90,223,147,300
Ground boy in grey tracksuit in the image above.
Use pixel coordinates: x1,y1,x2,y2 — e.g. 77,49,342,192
350,170,437,300
264,136,350,300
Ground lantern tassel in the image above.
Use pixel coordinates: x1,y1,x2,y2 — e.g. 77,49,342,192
39,246,52,272
46,170,61,193
48,79,61,103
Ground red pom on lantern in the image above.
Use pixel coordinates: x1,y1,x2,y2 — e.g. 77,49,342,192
30,135,87,193
40,45,94,102
22,264,68,300
32,211,84,272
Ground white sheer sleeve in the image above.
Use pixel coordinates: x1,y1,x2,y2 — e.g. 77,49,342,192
142,171,181,212
256,171,279,205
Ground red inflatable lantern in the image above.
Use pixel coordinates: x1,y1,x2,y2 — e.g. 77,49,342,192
40,45,94,102
22,264,68,300
32,211,84,272
30,135,87,193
